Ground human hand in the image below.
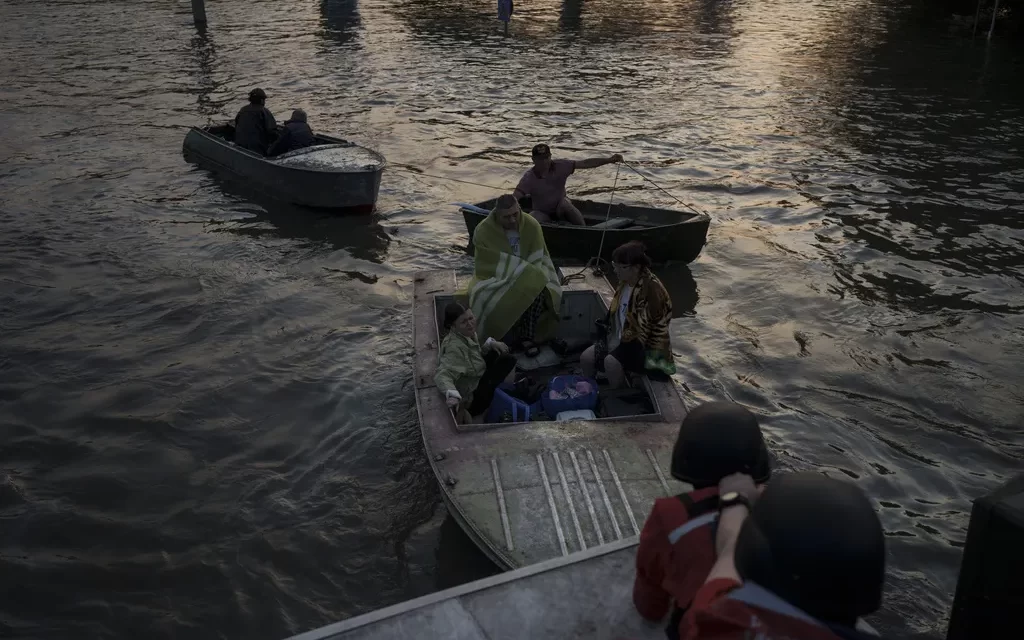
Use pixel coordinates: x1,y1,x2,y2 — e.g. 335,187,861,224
445,389,462,408
609,153,624,164
484,337,510,355
719,472,757,499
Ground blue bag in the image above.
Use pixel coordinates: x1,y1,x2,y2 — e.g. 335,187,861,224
540,375,599,417
486,387,536,423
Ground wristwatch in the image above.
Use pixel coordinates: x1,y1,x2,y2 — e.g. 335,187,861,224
718,491,752,512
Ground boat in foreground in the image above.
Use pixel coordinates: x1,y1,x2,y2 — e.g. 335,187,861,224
413,269,690,570
281,535,880,640
284,538,661,640
459,197,710,264
183,124,386,212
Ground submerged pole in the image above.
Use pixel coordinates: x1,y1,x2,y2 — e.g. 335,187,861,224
988,0,1000,40
192,0,207,26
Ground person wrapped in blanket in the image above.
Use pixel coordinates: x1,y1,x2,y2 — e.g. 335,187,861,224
466,194,562,355
434,303,518,424
581,240,676,388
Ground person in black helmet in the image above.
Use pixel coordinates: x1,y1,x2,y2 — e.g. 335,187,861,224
633,402,771,639
234,88,277,155
680,471,886,640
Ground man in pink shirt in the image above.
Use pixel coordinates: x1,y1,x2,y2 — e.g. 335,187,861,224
512,143,623,226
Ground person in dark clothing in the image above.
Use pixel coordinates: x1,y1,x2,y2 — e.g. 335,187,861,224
268,109,316,157
680,472,887,640
234,88,277,155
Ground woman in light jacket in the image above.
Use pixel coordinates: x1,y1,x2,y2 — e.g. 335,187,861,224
435,303,517,423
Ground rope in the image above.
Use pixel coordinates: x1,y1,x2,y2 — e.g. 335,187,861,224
621,161,707,217
389,166,507,191
390,162,707,221
559,266,590,286
561,163,621,284
594,162,621,267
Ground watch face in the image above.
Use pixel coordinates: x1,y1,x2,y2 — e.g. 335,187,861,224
721,491,740,502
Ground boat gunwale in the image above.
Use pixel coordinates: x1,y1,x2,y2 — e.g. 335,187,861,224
283,536,639,640
185,126,388,176
412,273,518,570
458,199,712,231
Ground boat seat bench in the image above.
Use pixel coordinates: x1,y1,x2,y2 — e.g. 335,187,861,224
590,217,632,230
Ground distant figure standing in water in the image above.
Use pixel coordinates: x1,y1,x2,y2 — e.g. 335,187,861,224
498,0,513,35
268,109,316,157
513,143,623,226
234,88,277,155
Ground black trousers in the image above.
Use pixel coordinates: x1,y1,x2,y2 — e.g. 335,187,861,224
467,351,518,416
595,338,646,373
502,292,546,348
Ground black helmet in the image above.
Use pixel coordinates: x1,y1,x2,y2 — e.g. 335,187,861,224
735,472,886,625
670,402,771,488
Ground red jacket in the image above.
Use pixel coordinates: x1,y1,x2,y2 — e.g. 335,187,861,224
633,487,721,623
681,578,875,640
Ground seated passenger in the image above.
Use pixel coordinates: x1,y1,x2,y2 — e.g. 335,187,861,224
634,402,771,639
680,471,887,640
434,303,517,423
581,240,675,388
467,194,562,354
268,109,316,157
234,88,277,155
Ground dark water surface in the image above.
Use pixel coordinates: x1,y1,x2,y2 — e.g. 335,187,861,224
1,0,1022,638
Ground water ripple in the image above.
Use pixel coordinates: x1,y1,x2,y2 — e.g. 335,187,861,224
2,0,1024,639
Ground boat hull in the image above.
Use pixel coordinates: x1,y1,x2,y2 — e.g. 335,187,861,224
182,127,384,212
461,198,710,264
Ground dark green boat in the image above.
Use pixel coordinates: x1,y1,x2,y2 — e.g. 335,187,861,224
458,197,711,264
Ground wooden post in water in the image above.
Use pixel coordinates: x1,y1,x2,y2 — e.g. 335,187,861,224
988,0,1000,40
192,0,207,27
972,0,984,39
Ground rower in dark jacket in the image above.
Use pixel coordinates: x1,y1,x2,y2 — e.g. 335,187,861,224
234,88,277,155
268,109,316,157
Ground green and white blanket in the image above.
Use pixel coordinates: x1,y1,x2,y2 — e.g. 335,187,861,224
466,210,562,342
